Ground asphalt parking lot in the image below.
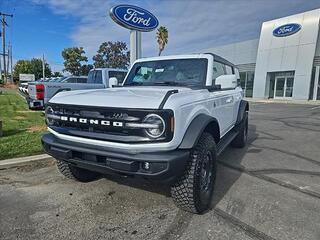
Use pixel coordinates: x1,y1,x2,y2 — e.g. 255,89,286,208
1,102,320,240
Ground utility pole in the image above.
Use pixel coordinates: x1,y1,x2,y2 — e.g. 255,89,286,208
6,48,9,75
0,44,2,82
10,43,12,82
42,54,45,80
0,30,2,82
0,12,13,84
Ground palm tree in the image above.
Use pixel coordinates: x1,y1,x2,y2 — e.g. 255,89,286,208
156,26,168,56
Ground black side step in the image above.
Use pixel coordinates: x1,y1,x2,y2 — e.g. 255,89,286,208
216,129,238,156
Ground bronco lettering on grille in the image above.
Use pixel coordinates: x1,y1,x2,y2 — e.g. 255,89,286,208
60,116,124,127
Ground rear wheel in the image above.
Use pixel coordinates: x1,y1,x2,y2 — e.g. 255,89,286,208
56,160,100,182
171,132,217,214
231,112,248,148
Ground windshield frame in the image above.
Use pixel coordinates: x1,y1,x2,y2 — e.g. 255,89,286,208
123,58,208,88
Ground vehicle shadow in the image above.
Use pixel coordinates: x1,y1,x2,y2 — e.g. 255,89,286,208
102,173,172,197
98,125,258,240
101,124,259,206
2,129,27,137
210,124,258,209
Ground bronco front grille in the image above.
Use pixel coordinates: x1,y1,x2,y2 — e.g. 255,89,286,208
46,104,174,143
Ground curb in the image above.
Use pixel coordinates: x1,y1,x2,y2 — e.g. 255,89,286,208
246,98,320,106
0,154,53,169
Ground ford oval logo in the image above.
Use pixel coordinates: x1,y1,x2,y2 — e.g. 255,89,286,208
273,23,301,37
110,5,159,32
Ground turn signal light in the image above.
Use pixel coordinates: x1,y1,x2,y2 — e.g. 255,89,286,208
170,117,175,132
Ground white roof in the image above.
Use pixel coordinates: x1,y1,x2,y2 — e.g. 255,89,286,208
135,54,211,63
92,68,127,71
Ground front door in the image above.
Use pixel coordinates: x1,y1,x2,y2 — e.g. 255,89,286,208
210,90,236,136
274,76,294,99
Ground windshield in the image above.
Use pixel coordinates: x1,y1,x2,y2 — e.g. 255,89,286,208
123,58,208,87
87,70,103,84
54,77,68,82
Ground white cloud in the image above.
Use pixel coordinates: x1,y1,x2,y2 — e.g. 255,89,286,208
34,0,320,60
48,62,64,73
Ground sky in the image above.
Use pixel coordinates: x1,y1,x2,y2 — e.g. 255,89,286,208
1,0,320,72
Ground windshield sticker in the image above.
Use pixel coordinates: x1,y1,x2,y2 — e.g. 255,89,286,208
155,68,164,73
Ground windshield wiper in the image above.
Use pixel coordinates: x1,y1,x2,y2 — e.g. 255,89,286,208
126,81,144,86
153,81,184,86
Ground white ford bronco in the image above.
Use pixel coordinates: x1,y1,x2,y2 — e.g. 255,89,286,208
42,53,249,214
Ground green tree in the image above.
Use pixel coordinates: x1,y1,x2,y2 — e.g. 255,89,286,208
30,58,52,80
53,72,63,77
13,58,52,80
80,64,93,76
93,41,129,69
156,26,168,56
62,47,88,75
13,60,31,78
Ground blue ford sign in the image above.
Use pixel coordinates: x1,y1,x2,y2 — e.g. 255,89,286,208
273,23,301,37
110,5,159,32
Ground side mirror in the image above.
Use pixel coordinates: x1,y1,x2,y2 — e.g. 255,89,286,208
108,77,118,88
215,75,237,90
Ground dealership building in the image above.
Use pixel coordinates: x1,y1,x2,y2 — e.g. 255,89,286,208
202,8,320,100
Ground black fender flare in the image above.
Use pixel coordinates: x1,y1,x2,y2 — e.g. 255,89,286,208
179,114,220,149
236,100,249,125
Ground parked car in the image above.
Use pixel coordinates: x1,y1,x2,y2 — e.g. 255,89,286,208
19,77,63,97
18,82,29,95
42,53,249,214
27,68,127,109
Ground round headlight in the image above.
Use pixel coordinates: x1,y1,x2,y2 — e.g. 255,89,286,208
143,114,165,138
45,106,55,125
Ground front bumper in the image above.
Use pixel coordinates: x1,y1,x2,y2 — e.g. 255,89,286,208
42,133,189,182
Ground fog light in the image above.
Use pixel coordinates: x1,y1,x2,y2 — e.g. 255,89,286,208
143,162,150,170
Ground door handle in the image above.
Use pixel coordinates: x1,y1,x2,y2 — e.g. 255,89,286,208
226,97,233,103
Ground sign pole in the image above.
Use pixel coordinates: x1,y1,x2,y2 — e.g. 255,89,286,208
130,30,142,65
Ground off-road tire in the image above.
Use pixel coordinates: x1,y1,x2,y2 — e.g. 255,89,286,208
231,112,248,148
56,160,100,182
171,132,217,214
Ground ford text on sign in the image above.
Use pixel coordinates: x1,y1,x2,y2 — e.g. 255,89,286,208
273,23,301,37
110,5,159,32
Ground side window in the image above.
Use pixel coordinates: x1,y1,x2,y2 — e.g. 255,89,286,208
212,61,226,84
65,78,77,83
225,65,233,75
109,71,127,84
77,78,87,83
234,68,240,86
87,70,103,84
94,71,103,84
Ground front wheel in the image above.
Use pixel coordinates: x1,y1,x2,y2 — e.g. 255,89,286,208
171,132,217,214
56,160,100,182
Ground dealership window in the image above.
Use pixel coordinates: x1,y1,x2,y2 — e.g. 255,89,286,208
309,67,316,100
318,69,320,100
239,71,254,98
309,66,320,100
267,71,294,99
